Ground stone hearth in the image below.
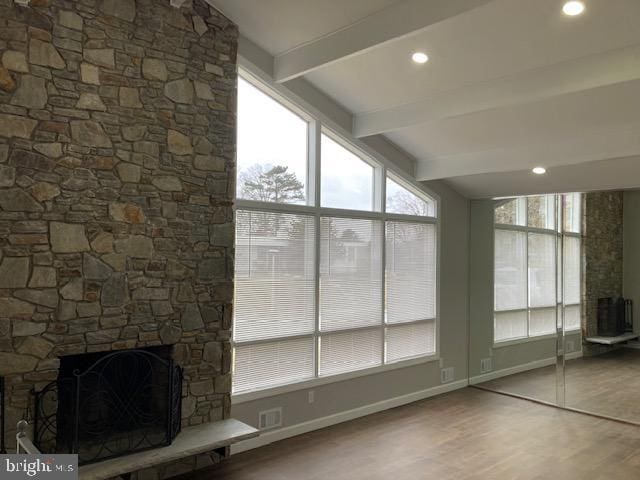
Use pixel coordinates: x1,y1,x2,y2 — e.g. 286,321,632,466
0,0,237,476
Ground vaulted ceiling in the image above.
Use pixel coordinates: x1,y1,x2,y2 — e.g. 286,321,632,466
208,0,640,198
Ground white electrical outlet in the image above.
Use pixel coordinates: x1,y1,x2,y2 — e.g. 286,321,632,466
308,390,315,404
566,340,575,352
441,367,454,384
480,358,492,374
258,407,282,430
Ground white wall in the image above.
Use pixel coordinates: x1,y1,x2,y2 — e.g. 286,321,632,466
623,190,640,334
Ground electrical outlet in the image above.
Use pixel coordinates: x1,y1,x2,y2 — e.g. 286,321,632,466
258,407,282,430
439,358,444,368
480,358,493,374
308,390,315,404
441,367,454,384
566,340,575,352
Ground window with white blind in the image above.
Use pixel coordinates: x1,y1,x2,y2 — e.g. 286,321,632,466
233,72,438,395
494,194,582,343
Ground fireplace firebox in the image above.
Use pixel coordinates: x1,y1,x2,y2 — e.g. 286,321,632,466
34,347,182,465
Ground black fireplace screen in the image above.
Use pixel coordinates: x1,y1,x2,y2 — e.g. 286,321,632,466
34,347,182,465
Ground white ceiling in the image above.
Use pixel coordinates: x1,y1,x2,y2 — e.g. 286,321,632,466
209,0,640,198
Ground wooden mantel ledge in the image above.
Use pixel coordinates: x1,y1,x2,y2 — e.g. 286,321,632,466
79,419,259,480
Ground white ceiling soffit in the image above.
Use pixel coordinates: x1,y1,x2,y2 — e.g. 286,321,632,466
445,155,640,199
272,0,493,82
354,43,640,138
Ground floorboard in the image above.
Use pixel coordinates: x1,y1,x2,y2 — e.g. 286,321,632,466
176,387,640,480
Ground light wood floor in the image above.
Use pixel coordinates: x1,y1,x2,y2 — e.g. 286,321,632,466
179,387,640,480
479,348,640,422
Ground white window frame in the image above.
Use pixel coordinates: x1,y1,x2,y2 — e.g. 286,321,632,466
493,195,582,348
233,66,440,403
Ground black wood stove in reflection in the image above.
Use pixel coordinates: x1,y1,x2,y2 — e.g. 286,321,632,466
34,346,182,465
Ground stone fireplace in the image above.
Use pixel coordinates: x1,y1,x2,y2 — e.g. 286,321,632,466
0,0,237,476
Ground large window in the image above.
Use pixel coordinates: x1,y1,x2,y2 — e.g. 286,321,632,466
494,194,582,343
233,74,438,395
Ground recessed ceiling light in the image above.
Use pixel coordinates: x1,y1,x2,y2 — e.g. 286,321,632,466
412,52,429,64
562,1,585,16
532,167,547,175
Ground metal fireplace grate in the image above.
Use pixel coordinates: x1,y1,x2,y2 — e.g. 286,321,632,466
33,347,182,465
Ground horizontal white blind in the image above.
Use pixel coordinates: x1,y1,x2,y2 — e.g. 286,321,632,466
495,310,527,342
563,236,581,305
529,307,556,336
386,222,436,324
319,328,382,376
528,233,556,308
564,304,581,330
494,230,527,311
233,337,314,393
320,217,383,331
235,210,316,342
386,321,436,363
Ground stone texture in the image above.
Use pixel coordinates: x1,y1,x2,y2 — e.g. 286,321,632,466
584,192,622,355
83,253,112,280
50,222,90,253
60,277,83,301
0,2,238,472
168,129,193,155
164,78,194,104
11,75,47,109
59,10,83,30
91,232,114,253
0,113,37,139
205,63,224,76
0,354,38,375
152,176,183,192
29,267,57,288
2,51,29,73
0,165,16,187
83,49,115,68
29,182,60,201
17,337,54,359
109,202,145,223
0,298,35,317
114,235,154,258
70,120,112,148
101,273,129,306
116,163,141,183
0,67,15,92
142,58,168,81
101,0,136,22
29,39,65,69
34,143,63,158
182,304,204,331
119,87,142,108
193,16,208,36
15,289,59,308
80,63,100,85
194,155,225,172
76,93,106,111
0,189,43,212
0,257,30,288
194,81,215,100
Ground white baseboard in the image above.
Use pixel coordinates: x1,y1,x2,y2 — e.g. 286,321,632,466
469,350,583,385
230,379,468,455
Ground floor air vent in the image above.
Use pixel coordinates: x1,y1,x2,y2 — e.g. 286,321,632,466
259,407,282,430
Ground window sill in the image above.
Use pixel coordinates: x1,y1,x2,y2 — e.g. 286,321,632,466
232,354,439,405
493,329,582,349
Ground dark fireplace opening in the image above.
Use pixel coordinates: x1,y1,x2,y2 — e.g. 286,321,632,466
34,346,182,465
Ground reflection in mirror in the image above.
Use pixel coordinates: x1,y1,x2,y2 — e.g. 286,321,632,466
469,194,582,407
564,190,640,424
